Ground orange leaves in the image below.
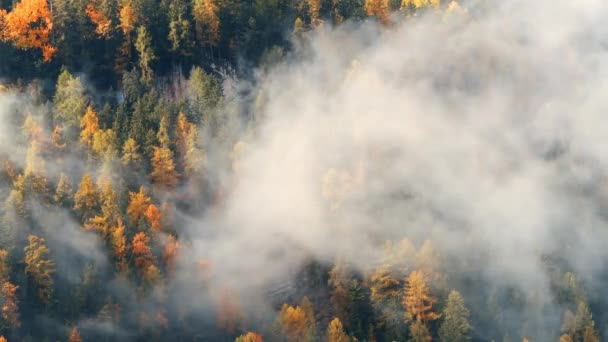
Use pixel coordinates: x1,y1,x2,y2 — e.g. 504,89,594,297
1,282,20,328
86,2,112,38
364,0,390,25
131,232,156,274
68,327,82,342
144,204,162,231
127,186,151,224
0,0,56,61
111,219,128,273
74,173,99,216
193,0,220,46
235,332,264,342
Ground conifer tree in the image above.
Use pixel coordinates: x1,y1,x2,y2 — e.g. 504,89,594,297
24,235,55,303
439,290,471,342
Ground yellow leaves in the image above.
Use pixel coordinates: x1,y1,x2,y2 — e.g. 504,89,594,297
86,2,112,38
327,318,350,342
74,173,99,215
118,1,137,36
127,186,151,223
307,0,322,27
0,0,56,61
193,0,220,46
235,332,264,342
111,219,128,273
80,105,100,147
403,270,440,325
122,138,142,166
149,146,179,189
1,281,20,328
277,304,310,341
23,235,55,303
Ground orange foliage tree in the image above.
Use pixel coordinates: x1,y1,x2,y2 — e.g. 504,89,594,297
131,232,156,274
403,270,439,327
111,219,128,274
144,204,162,231
235,332,264,342
364,0,390,25
1,282,20,329
0,0,56,61
80,105,100,147
24,235,55,303
193,0,220,46
68,327,82,342
149,146,179,189
86,1,112,38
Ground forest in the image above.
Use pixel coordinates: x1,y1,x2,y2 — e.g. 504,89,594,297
0,0,608,341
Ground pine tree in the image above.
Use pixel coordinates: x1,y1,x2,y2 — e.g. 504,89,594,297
403,271,439,325
439,290,470,342
127,186,151,224
54,173,73,206
54,69,89,128
193,0,220,47
122,138,142,167
135,25,156,84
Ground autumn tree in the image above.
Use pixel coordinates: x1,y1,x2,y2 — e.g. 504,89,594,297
111,219,128,274
0,281,20,329
308,0,322,27
86,0,112,38
68,327,82,342
149,146,179,189
176,112,204,177
561,302,599,342
144,204,162,231
80,105,100,147
127,186,151,224
439,290,470,342
131,232,156,274
122,138,142,167
235,332,264,342
403,271,439,341
193,0,220,47
74,173,99,218
92,129,118,158
0,0,56,61
277,303,314,342
327,318,350,342
364,0,389,25
24,235,55,303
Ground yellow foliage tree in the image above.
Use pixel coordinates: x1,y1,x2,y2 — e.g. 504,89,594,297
24,235,55,303
127,186,151,224
86,1,112,38
327,318,350,342
1,281,20,328
235,332,264,342
80,105,100,147
365,0,390,25
403,270,439,326
193,0,220,46
149,146,179,189
74,173,99,217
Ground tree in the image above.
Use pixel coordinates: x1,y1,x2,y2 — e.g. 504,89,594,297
74,173,99,218
193,0,220,47
364,0,389,25
403,271,439,325
131,232,156,274
92,129,118,158
144,204,162,231
163,234,179,275
122,138,142,167
157,115,170,148
111,219,128,274
54,69,89,128
0,0,56,61
168,0,193,56
327,318,350,342
149,146,179,189
439,290,470,342
24,235,55,303
409,319,432,342
561,302,599,342
80,106,100,147
135,26,156,84
277,303,312,342
329,261,351,327
127,186,151,224
86,0,112,38
68,327,82,342
54,173,73,206
0,281,20,329
308,0,322,27
235,332,264,342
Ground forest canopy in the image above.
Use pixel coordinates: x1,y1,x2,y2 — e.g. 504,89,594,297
0,0,608,341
